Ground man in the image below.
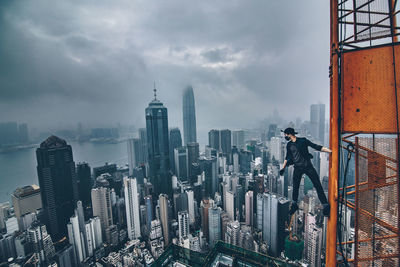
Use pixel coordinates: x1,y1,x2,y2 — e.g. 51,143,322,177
279,127,332,216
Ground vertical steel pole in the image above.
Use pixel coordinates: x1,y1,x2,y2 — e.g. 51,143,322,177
327,0,339,266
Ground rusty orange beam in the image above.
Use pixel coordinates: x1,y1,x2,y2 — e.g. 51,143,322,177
340,198,400,234
345,199,400,234
345,253,400,262
337,234,399,245
326,0,339,265
342,138,398,164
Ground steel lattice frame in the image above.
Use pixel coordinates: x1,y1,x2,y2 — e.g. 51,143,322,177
328,0,400,266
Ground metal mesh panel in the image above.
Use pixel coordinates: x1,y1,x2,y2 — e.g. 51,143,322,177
337,0,400,50
355,137,399,266
354,0,391,41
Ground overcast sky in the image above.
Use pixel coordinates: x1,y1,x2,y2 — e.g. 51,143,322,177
0,0,330,139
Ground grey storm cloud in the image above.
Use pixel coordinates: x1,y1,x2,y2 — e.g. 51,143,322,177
0,0,330,139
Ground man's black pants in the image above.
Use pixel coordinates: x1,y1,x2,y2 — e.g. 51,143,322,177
292,164,328,205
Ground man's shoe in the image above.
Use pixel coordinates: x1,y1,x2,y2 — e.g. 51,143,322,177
289,202,298,215
323,203,330,217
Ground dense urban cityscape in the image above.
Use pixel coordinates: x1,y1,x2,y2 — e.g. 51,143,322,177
3,0,400,266
0,85,332,266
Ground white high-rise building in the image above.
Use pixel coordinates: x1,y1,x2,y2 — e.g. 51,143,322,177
310,103,325,144
67,214,85,262
27,221,55,264
306,221,323,266
320,152,329,179
245,191,254,227
225,220,240,246
5,216,19,235
159,194,170,246
124,177,141,240
91,187,113,239
233,152,239,173
256,193,263,230
304,213,316,259
186,190,195,225
84,217,102,257
270,137,283,163
178,211,189,240
225,190,235,221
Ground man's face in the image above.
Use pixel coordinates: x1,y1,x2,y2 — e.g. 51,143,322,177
284,134,291,141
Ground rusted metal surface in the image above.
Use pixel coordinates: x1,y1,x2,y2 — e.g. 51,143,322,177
338,137,400,266
341,44,400,133
326,0,339,265
329,1,400,266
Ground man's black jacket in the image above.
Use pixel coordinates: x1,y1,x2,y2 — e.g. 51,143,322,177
285,137,323,167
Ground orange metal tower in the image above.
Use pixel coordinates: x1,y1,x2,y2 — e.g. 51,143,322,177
327,0,400,266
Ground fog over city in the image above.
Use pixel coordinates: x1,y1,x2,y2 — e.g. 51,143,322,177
0,0,329,137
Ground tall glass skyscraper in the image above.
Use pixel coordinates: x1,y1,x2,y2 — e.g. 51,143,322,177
182,86,197,145
208,129,220,151
146,90,171,196
310,104,325,144
36,135,77,241
169,128,182,175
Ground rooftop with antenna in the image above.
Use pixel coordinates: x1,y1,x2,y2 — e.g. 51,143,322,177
149,81,163,106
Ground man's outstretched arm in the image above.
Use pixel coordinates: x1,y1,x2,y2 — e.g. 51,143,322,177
306,138,332,153
321,147,332,153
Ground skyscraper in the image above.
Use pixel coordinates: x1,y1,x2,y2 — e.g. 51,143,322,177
267,124,278,141
91,187,113,239
174,147,188,181
36,135,77,241
159,194,170,246
182,86,197,145
232,130,245,150
12,185,42,228
142,195,154,236
187,142,199,181
67,213,85,263
310,104,325,144
86,217,102,253
245,190,254,227
76,162,91,208
146,88,171,196
225,220,240,246
270,137,283,163
138,128,148,164
186,190,195,225
261,193,290,257
144,195,153,234
169,128,182,174
208,205,221,248
124,177,141,240
200,198,213,242
127,138,141,176
27,221,56,264
199,157,218,198
208,130,220,151
178,211,189,240
220,129,232,155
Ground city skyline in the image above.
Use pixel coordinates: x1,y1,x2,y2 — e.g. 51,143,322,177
0,98,331,266
0,1,330,134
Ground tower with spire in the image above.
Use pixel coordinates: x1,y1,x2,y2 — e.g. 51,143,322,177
145,83,171,197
